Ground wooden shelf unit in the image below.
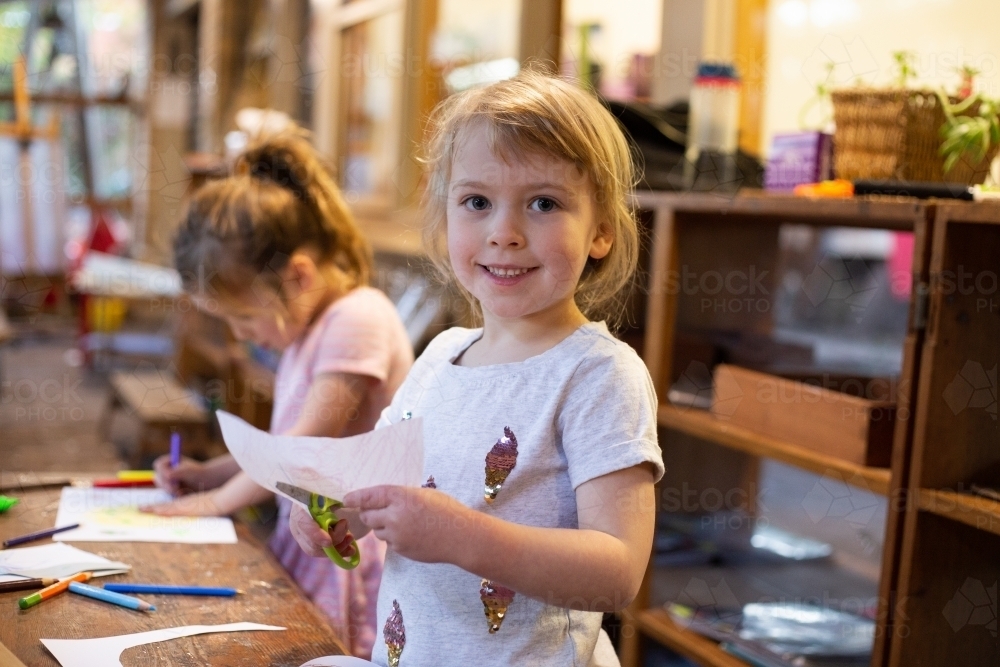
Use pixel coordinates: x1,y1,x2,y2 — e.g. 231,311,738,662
658,404,893,495
620,191,934,667
915,489,1000,537
887,203,1000,667
634,609,749,667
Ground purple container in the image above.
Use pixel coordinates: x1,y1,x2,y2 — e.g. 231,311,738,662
765,132,833,191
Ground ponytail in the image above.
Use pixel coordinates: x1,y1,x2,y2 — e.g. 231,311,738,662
174,125,372,297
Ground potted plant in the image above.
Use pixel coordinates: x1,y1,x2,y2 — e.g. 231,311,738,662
830,53,997,185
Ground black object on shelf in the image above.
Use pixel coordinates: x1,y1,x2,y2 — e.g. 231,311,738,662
853,179,974,200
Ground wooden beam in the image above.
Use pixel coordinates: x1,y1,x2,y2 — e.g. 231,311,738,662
518,0,562,73
734,0,768,157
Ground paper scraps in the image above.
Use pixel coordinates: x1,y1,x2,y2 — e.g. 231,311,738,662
53,487,237,544
300,657,378,666
0,542,129,581
41,623,285,667
216,411,424,503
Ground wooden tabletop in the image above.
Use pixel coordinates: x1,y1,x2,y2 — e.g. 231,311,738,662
0,483,346,666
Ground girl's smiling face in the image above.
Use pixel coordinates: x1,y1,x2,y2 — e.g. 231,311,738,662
446,124,612,328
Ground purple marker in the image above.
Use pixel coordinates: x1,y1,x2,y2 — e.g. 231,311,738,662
170,431,181,468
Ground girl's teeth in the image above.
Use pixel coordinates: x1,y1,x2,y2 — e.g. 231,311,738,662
488,267,528,277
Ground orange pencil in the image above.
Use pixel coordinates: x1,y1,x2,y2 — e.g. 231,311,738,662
18,571,92,610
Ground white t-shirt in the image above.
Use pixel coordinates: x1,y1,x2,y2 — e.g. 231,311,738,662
371,322,664,666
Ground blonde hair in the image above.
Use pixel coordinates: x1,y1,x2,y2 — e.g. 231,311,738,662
421,70,639,329
174,126,371,299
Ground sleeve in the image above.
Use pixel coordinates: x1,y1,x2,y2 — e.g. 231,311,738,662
558,343,664,489
312,291,396,382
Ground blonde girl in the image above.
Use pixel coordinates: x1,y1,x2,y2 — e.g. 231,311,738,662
292,72,662,666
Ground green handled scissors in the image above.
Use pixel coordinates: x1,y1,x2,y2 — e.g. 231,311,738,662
276,481,360,569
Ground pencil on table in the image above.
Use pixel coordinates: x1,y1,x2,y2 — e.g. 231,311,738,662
103,583,242,597
0,578,59,594
18,572,92,609
68,582,155,612
3,523,80,548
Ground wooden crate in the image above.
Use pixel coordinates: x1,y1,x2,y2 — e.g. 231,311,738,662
711,364,896,467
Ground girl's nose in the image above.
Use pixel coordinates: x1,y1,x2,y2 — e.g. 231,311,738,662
487,210,525,248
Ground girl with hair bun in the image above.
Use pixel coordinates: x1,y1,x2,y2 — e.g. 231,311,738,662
145,125,414,659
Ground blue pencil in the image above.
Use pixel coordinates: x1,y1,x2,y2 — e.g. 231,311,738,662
68,581,155,612
103,583,241,597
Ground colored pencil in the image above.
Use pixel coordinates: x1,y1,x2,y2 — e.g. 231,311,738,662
3,523,80,548
116,470,156,482
0,577,58,594
103,583,242,597
68,581,155,612
170,431,181,467
91,479,155,488
18,572,92,609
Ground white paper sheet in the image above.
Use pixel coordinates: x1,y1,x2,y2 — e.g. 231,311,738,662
300,657,377,666
216,411,424,503
41,622,285,667
0,542,130,579
52,487,237,544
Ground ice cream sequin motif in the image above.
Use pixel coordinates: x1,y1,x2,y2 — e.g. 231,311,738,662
484,427,518,503
383,599,405,666
480,579,515,633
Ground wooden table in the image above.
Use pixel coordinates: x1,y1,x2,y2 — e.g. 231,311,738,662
0,482,346,666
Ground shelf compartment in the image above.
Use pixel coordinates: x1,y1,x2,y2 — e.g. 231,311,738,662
635,608,750,667
916,488,1000,537
658,404,892,495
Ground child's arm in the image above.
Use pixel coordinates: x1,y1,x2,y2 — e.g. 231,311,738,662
144,372,376,517
294,464,656,611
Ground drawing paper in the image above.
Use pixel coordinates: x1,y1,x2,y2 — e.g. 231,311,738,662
52,487,237,544
216,411,424,503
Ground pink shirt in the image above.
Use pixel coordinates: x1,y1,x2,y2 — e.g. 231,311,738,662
268,286,414,658
270,286,414,436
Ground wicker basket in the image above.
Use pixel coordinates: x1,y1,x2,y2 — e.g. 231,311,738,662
831,89,998,185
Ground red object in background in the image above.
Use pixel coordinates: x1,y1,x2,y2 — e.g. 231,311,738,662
87,209,120,255
74,207,125,365
91,479,156,488
889,232,915,300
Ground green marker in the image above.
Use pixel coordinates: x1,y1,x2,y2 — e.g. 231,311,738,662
0,495,17,513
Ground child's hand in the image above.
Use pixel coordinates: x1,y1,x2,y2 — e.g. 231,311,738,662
152,455,206,495
343,485,472,564
288,503,357,559
140,491,223,516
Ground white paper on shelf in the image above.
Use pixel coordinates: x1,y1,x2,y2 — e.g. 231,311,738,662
0,542,130,579
216,411,424,503
52,487,237,544
40,622,285,667
300,657,377,666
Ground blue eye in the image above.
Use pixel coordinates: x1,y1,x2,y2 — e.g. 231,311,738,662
531,197,558,213
464,196,490,211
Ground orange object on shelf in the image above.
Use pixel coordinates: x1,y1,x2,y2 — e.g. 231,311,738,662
793,179,854,198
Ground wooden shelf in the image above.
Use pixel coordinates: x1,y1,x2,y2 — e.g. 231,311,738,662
657,404,892,495
635,608,749,667
916,488,1000,537
633,191,926,231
